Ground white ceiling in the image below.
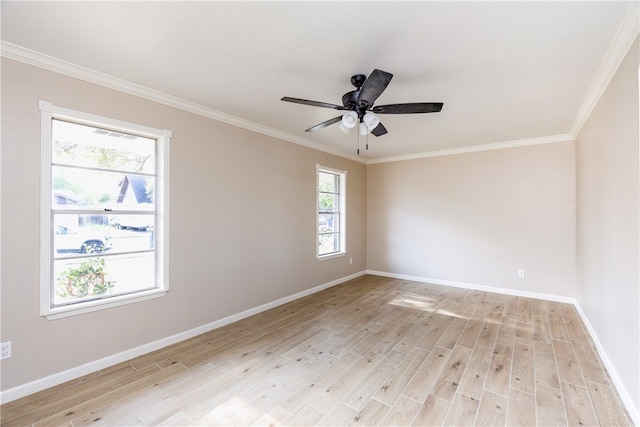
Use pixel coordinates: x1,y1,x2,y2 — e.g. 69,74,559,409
1,1,637,162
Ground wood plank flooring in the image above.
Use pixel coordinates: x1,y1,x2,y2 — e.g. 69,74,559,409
0,275,633,426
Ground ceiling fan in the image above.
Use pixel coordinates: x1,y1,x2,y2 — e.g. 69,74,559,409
281,69,443,138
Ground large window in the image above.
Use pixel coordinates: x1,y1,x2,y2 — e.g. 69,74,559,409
317,166,346,258
40,102,170,319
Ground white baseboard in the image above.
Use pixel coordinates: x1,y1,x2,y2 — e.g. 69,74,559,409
4,268,637,425
0,270,367,404
366,270,577,304
573,304,640,426
368,269,639,425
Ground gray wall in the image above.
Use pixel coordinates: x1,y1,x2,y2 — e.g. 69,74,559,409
367,141,577,297
575,37,639,416
0,58,367,392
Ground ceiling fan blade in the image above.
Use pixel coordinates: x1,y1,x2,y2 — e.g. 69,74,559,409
305,116,343,132
281,97,346,110
372,102,443,114
357,69,393,108
371,122,388,137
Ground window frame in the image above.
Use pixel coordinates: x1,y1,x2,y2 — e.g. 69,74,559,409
316,165,347,260
39,101,171,319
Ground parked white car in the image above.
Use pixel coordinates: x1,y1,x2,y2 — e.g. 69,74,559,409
55,225,113,254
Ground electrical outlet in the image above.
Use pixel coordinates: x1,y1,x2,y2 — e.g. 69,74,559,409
518,269,526,278
1,341,11,360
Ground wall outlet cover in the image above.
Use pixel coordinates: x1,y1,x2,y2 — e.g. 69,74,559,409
0,341,11,360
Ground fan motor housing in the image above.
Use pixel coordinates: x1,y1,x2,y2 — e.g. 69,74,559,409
342,90,359,110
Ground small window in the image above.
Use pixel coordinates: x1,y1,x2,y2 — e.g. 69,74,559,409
317,165,346,259
40,101,171,319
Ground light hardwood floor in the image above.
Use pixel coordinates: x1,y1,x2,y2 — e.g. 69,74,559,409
0,275,633,426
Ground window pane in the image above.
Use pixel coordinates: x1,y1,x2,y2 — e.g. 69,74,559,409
318,171,337,193
54,215,112,256
319,233,339,255
53,167,154,211
319,213,338,233
108,213,155,233
319,192,338,212
53,253,155,307
54,214,154,257
52,119,156,174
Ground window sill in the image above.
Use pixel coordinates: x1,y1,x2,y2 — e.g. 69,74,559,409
317,252,347,262
43,289,167,320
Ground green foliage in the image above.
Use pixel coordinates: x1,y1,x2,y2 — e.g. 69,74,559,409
98,192,112,203
53,139,153,205
53,169,114,206
57,258,115,298
318,172,338,212
55,140,151,172
52,174,86,202
319,192,334,211
319,183,336,211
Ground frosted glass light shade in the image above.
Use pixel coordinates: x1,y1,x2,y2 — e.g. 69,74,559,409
341,111,358,128
363,113,380,131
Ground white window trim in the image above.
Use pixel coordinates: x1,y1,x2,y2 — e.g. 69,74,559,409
39,101,171,319
316,165,347,260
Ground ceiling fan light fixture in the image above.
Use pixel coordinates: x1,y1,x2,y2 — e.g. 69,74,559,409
363,112,380,131
341,111,358,129
281,68,443,142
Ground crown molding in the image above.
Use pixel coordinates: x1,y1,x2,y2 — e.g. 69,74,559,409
2,5,634,168
569,2,640,137
370,1,638,166
0,41,366,164
366,134,574,165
